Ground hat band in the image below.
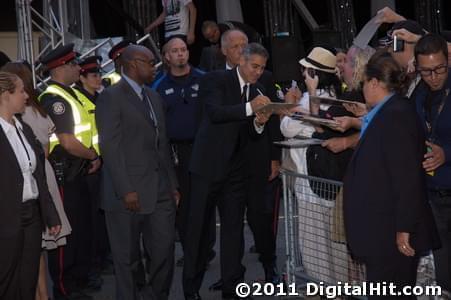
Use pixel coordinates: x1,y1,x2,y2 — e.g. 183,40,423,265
80,62,101,73
46,51,76,70
305,57,335,71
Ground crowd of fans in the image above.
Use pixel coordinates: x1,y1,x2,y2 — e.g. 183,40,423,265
1,4,451,300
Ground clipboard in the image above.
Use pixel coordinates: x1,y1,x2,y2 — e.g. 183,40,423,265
309,95,364,106
274,138,324,148
291,113,339,128
353,14,383,49
254,102,299,114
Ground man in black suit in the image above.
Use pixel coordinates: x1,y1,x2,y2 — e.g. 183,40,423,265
182,43,272,300
344,52,439,294
96,45,179,300
207,29,283,290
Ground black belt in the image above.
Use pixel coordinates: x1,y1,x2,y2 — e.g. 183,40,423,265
429,189,451,197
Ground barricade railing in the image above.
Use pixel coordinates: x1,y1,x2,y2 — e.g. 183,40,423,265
281,167,438,299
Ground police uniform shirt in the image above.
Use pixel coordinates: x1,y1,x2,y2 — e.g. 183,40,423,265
40,81,76,135
74,85,98,105
152,67,204,141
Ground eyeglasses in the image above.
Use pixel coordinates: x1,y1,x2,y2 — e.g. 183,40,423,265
134,58,155,67
416,64,448,77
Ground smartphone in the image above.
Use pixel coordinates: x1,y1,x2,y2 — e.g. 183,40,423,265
393,35,405,52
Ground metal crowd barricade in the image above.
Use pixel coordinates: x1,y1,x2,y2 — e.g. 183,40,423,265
282,169,365,292
280,142,438,299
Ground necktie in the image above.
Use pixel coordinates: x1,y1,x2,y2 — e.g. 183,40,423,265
141,88,158,127
241,84,249,103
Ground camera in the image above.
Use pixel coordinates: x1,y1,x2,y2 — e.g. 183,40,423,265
393,35,405,53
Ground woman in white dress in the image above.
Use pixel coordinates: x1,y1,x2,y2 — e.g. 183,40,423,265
2,62,71,300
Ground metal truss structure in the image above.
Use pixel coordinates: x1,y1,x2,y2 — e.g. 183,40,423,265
15,0,160,89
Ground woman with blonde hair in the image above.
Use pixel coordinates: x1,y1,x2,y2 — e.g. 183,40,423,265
0,71,61,299
1,62,71,300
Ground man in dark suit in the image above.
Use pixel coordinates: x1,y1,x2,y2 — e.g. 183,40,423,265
344,52,439,294
182,43,272,300
96,45,179,300
206,29,283,290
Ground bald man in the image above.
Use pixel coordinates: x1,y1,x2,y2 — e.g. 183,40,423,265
96,45,179,300
152,38,206,260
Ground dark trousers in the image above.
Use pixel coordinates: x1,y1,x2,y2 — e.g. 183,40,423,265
173,143,193,244
183,162,247,296
48,175,92,295
86,172,110,271
0,200,42,300
363,253,419,299
429,191,451,291
246,177,281,267
174,143,216,258
105,197,176,300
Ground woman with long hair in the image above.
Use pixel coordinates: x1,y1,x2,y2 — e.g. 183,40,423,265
1,62,71,300
0,71,61,299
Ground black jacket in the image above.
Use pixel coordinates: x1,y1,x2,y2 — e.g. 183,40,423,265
189,69,266,180
343,94,440,257
0,117,60,237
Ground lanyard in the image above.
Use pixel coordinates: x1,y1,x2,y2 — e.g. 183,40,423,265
14,124,32,169
424,88,450,142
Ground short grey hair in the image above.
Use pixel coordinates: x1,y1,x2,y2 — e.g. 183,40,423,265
221,29,248,49
242,43,269,61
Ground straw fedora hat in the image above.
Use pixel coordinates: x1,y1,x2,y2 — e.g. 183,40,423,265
299,47,337,74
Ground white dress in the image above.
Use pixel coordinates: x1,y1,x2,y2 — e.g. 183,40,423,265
22,106,72,249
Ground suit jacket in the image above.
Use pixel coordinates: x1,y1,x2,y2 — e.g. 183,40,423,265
0,117,60,238
189,69,266,181
343,94,440,258
96,78,178,214
248,70,283,178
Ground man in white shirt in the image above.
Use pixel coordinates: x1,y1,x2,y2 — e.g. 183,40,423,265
145,0,197,45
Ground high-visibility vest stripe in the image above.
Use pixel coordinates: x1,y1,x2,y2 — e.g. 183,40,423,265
39,84,93,153
73,89,100,154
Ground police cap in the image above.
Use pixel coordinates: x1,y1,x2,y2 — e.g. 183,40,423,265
108,40,134,61
79,55,102,75
40,43,79,71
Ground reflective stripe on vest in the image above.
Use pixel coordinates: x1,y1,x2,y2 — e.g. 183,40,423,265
39,85,92,153
73,89,100,154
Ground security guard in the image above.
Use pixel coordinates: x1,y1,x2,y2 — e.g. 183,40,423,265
39,43,102,298
152,37,207,265
102,40,133,87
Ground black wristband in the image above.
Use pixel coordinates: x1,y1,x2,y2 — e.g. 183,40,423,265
90,155,99,162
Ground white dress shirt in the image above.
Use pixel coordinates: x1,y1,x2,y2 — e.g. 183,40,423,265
0,116,39,202
235,67,264,133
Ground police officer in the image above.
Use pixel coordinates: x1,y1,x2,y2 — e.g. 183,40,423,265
152,37,208,265
74,56,101,152
103,40,133,87
39,44,102,298
74,55,111,280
